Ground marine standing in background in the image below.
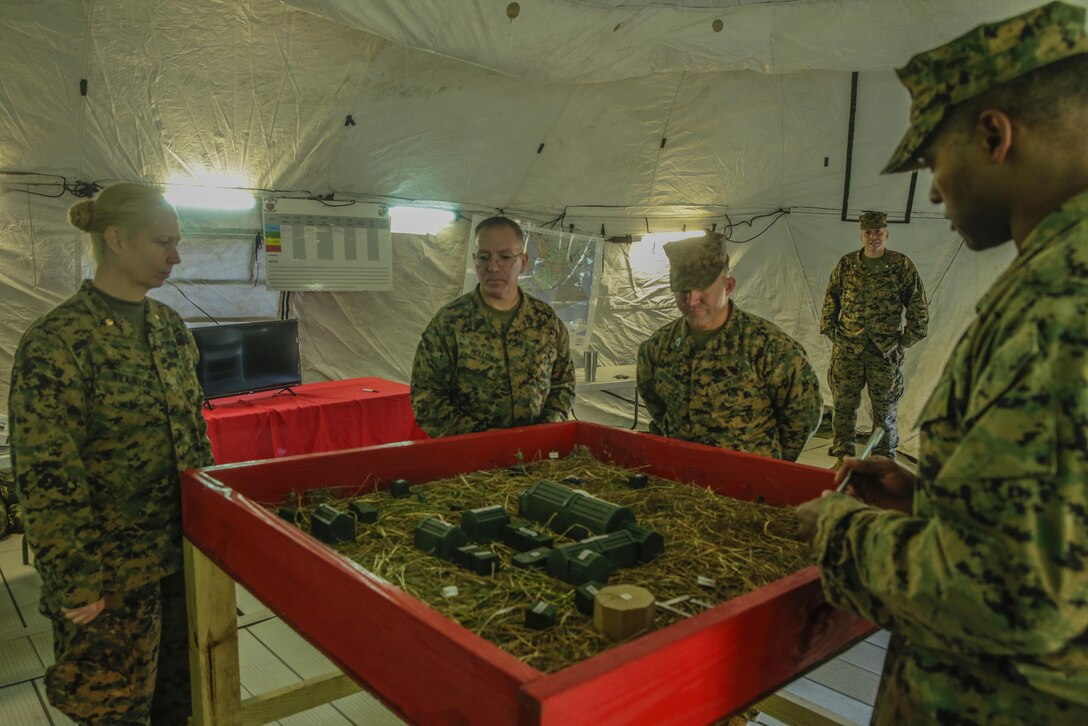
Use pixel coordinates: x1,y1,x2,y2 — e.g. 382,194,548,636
411,216,575,437
821,211,928,461
9,183,214,724
637,234,822,461
797,3,1088,722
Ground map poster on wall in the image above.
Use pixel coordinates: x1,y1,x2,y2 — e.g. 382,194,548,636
262,198,393,291
462,215,604,351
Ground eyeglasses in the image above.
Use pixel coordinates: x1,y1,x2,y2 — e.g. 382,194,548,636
473,252,524,268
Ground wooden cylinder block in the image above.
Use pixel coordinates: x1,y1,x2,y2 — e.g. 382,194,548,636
592,584,656,642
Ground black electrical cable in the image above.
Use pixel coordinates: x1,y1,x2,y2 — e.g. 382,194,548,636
21,188,68,199
541,210,567,228
165,280,219,324
924,239,966,300
1,173,101,199
0,168,788,241
252,232,263,286
723,209,788,244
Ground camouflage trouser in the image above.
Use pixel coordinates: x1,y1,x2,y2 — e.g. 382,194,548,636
828,334,903,458
150,571,192,725
45,571,191,725
0,478,23,536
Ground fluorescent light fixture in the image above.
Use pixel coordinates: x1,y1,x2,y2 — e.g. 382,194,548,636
164,172,255,210
629,230,705,274
390,206,456,235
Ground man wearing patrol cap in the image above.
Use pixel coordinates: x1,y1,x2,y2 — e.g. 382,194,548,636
797,3,1088,722
636,233,821,460
821,210,928,463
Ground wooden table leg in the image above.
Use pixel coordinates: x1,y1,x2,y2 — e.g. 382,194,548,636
185,539,242,725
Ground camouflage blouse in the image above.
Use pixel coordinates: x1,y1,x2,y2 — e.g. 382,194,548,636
410,287,575,437
814,188,1088,724
10,281,214,611
637,304,822,461
821,248,929,356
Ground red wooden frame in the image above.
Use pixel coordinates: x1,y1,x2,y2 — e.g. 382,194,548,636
182,422,873,725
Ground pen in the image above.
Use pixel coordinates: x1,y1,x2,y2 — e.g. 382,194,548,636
836,427,885,494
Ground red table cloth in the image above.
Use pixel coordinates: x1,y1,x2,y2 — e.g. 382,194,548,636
201,377,428,464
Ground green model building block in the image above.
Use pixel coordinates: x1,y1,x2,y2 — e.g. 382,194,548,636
563,494,636,539
548,544,613,585
453,544,485,569
512,547,551,569
465,548,501,576
579,530,639,568
414,518,468,560
517,479,580,529
574,580,605,616
502,522,554,551
525,600,557,630
347,501,378,524
461,505,511,541
310,503,355,544
567,549,613,586
621,522,665,563
388,479,411,498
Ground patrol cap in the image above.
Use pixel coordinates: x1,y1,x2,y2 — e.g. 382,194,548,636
859,211,888,230
663,234,726,292
883,1,1088,174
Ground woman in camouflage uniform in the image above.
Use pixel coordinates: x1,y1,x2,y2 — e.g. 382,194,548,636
9,183,214,724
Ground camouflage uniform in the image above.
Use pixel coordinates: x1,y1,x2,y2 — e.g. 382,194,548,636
815,4,1088,723
821,218,928,458
637,234,822,461
10,280,214,724
410,286,575,437
637,305,822,460
0,473,22,536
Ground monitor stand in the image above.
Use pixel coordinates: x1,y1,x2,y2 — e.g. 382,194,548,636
202,387,297,410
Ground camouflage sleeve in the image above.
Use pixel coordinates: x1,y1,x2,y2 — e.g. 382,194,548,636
636,338,666,436
540,316,575,422
762,337,822,461
9,331,104,609
183,323,215,466
409,318,480,438
820,261,842,337
814,331,1088,656
899,260,929,348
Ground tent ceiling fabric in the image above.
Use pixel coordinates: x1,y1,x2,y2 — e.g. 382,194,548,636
281,0,1076,83
567,2,796,8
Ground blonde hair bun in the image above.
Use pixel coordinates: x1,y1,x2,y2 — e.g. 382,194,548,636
69,200,96,232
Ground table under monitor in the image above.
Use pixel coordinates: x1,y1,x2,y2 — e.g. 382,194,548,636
576,364,640,428
201,377,428,464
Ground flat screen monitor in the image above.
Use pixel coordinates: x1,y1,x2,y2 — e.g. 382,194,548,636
191,319,301,399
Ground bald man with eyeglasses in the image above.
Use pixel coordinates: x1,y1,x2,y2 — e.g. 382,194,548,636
410,216,575,437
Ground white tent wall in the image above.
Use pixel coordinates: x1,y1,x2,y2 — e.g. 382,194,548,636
0,192,84,389
291,222,472,384
0,0,1049,457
